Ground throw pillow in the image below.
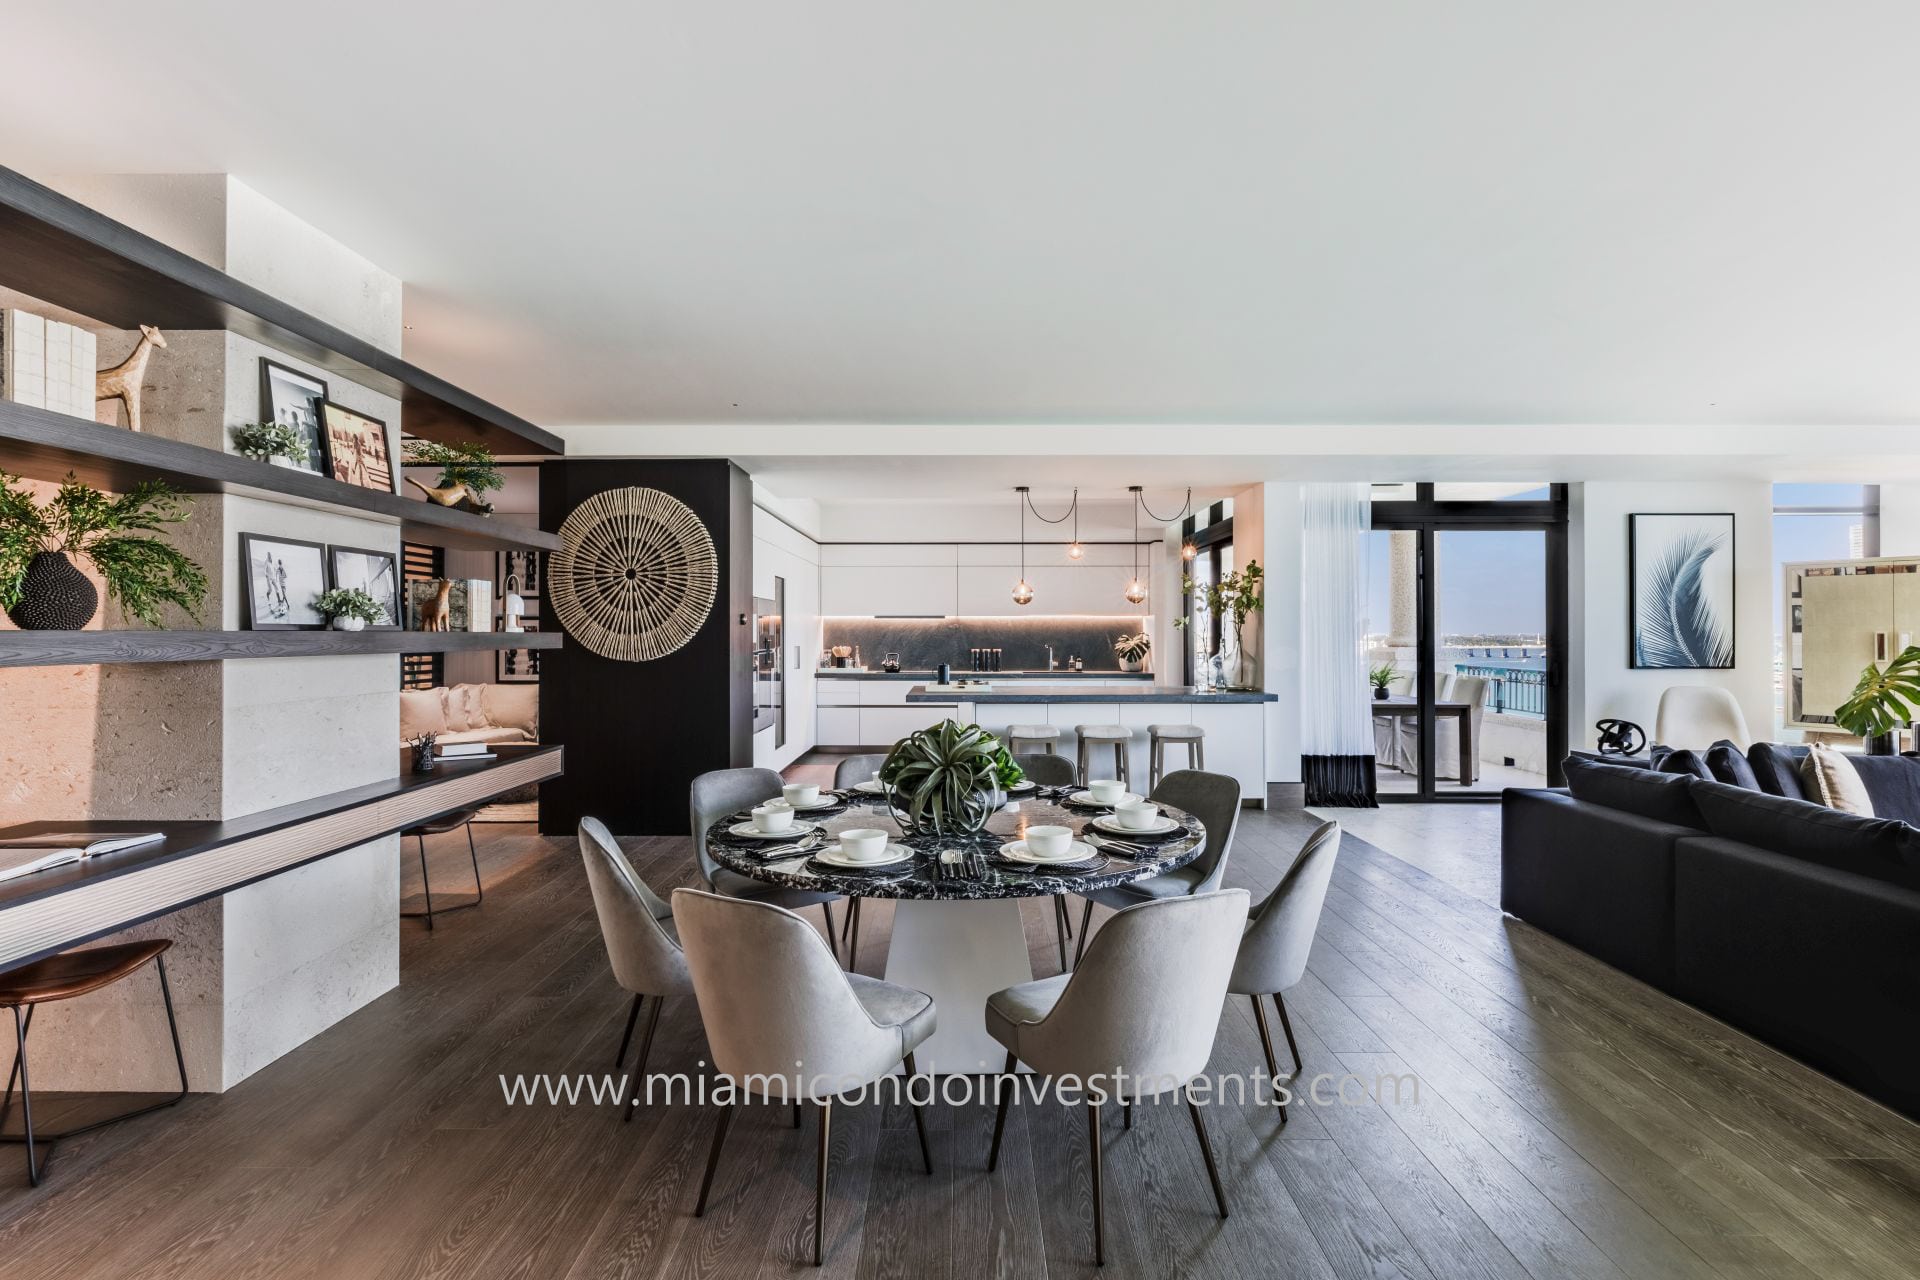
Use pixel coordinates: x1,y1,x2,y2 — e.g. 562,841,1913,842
1690,778,1920,891
1563,755,1704,827
1704,739,1762,790
1656,748,1713,781
398,688,449,739
1801,742,1874,816
1845,754,1920,825
1747,742,1811,799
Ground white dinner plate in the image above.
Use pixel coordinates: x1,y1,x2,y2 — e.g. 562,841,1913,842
1088,813,1182,837
1005,779,1038,794
998,839,1101,865
727,820,823,840
1067,790,1141,808
789,794,845,811
851,780,889,795
812,844,915,869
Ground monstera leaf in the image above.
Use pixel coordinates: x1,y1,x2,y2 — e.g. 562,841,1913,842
1636,532,1732,669
1835,646,1920,738
879,720,1003,835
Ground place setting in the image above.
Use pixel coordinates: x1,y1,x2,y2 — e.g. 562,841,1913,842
991,823,1108,875
777,781,850,814
1059,777,1140,811
803,827,917,877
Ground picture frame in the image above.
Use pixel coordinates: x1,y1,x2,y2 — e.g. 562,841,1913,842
326,544,402,629
258,358,332,476
1629,513,1735,670
320,401,395,494
240,533,330,630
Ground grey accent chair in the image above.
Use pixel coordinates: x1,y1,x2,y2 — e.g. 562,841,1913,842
1229,820,1340,1120
672,889,935,1267
578,818,695,1121
985,890,1251,1266
689,767,842,961
1073,769,1241,966
832,754,890,790
1015,753,1076,787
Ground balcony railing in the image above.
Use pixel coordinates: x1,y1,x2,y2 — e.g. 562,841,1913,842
1454,662,1547,718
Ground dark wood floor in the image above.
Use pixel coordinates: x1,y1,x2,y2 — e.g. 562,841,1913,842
2,791,1917,1279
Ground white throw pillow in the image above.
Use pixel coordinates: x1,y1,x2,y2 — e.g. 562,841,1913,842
1801,742,1875,816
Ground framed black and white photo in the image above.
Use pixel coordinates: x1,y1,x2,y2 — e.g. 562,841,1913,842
1629,513,1735,669
327,545,401,629
258,358,332,476
240,533,329,630
497,622,543,683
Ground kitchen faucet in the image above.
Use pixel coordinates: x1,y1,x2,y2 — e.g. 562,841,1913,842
1045,644,1057,672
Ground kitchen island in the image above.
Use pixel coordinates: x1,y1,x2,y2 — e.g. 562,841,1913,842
904,683,1277,805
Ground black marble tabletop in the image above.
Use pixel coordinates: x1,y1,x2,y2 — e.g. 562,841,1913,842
705,790,1203,901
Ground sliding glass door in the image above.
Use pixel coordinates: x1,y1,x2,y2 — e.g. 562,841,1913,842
1369,486,1568,800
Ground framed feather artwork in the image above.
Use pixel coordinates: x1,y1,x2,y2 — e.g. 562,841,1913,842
1629,513,1735,669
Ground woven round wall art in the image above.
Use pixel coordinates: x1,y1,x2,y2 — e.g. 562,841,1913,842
549,486,718,662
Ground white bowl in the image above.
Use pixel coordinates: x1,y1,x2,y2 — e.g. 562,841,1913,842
1114,800,1162,831
782,782,821,807
751,802,796,833
1087,779,1126,805
1025,824,1074,857
839,828,891,862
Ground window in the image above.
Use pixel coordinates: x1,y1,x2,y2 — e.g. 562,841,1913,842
1772,484,1880,732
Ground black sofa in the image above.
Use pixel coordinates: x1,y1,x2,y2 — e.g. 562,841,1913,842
1503,744,1920,1119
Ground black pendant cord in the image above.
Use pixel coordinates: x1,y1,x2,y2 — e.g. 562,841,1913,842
1020,488,1079,525
1134,487,1194,525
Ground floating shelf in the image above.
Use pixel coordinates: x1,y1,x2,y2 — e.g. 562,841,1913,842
0,398,560,553
0,628,562,668
0,165,561,457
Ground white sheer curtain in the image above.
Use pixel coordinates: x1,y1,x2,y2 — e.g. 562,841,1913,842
1300,482,1378,805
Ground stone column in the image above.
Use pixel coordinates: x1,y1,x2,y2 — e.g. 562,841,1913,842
1388,530,1419,647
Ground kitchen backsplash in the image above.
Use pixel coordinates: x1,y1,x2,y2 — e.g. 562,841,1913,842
820,616,1152,671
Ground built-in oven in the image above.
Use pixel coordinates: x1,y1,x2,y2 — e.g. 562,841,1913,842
752,579,784,747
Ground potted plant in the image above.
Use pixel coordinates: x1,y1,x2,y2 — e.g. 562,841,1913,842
1369,663,1398,701
0,471,208,630
403,440,504,515
1114,631,1151,673
315,587,384,632
231,421,305,467
1834,645,1920,754
879,719,1007,836
1174,560,1266,688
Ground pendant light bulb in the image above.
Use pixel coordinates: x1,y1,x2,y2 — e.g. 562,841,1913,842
1181,541,1198,561
1067,541,1085,559
1124,578,1148,605
1013,578,1035,606
1012,486,1034,606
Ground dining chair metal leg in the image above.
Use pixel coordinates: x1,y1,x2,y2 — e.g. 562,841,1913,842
1274,991,1302,1072
1187,1087,1229,1219
464,822,483,905
1053,897,1069,970
793,1102,803,1129
987,1050,1017,1171
1122,1100,1132,1130
814,1096,833,1266
1087,1102,1105,1266
0,1003,32,1133
693,1103,735,1216
903,1052,933,1174
11,1005,37,1187
417,835,434,931
1073,898,1094,967
614,993,644,1068
846,898,862,973
1251,994,1280,1089
624,996,663,1123
821,902,840,963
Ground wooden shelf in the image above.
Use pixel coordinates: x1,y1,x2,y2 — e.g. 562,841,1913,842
0,398,560,553
0,628,562,668
0,165,562,457
0,746,564,968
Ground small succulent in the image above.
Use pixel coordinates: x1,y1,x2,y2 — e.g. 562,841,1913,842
231,420,304,463
1369,663,1398,690
314,587,383,623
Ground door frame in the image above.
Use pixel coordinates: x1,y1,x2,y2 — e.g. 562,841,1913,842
1370,485,1570,801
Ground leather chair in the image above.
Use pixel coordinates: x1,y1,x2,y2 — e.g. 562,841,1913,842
1072,769,1241,966
985,890,1251,1265
1229,820,1340,1119
578,818,696,1121
689,768,842,961
1655,686,1753,751
671,888,935,1266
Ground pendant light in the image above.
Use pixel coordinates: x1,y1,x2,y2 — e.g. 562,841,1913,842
1067,491,1084,559
1127,486,1196,605
1012,487,1034,606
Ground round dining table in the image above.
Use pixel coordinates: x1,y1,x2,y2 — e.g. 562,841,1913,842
705,787,1206,1073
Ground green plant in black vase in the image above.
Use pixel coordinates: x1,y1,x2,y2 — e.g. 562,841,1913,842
0,471,208,630
880,719,1006,836
1834,645,1920,753
1369,663,1397,700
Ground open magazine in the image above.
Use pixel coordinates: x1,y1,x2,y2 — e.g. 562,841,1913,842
0,832,164,884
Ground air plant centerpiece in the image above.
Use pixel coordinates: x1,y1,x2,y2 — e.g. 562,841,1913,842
1834,645,1920,755
879,719,1010,836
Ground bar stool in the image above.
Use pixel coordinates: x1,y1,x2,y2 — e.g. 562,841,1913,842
1006,725,1060,757
0,939,189,1186
401,807,484,931
1074,725,1133,791
1149,724,1206,790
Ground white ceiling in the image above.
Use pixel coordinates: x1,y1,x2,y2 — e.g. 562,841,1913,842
7,1,1920,441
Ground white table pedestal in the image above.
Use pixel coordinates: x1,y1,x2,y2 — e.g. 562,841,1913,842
883,898,1036,1074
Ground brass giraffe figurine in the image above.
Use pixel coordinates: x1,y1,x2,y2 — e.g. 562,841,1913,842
95,325,168,431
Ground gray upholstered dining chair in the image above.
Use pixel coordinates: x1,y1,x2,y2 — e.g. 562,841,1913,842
578,818,695,1121
1229,820,1340,1120
672,888,935,1267
833,753,890,790
1072,769,1241,966
985,890,1251,1266
689,767,843,961
1014,752,1082,965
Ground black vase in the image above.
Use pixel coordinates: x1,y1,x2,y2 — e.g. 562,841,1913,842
1373,686,1389,701
6,552,98,630
1865,730,1901,756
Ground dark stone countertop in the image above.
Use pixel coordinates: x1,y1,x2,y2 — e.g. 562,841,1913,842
814,669,1152,681
903,683,1277,704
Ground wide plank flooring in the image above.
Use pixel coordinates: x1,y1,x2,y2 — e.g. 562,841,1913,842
1,784,1916,1279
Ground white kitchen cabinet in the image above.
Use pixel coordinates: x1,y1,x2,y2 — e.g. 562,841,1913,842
816,706,861,746
1187,703,1267,805
862,704,964,744
821,565,958,616
815,676,862,707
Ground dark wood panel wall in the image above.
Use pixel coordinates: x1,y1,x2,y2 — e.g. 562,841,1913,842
538,460,754,835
